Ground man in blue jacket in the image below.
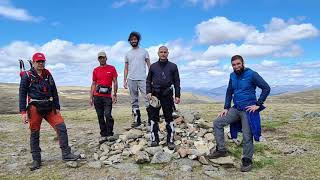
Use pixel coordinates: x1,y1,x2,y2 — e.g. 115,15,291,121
207,55,270,172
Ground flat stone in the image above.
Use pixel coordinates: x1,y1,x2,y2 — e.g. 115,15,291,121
130,144,144,155
134,151,150,164
112,163,140,173
151,151,172,164
145,146,163,156
208,156,237,168
87,161,102,169
180,165,192,172
66,161,78,168
198,156,209,165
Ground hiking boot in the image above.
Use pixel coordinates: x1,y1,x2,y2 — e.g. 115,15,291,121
151,141,159,147
167,142,175,150
206,147,227,159
30,160,41,171
99,136,108,144
241,157,253,172
131,121,141,128
107,134,118,142
62,152,80,161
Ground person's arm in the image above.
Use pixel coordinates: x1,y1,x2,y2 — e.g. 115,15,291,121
19,73,29,124
145,51,151,69
173,64,181,98
112,76,118,104
90,70,96,106
49,75,61,110
146,58,151,69
146,65,152,99
124,62,129,89
253,72,271,106
224,78,233,109
19,73,29,114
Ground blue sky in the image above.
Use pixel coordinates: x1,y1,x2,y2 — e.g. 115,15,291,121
1,0,319,88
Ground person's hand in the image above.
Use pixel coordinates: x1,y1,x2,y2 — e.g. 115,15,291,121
123,80,128,89
147,93,152,100
89,97,93,107
245,105,259,113
217,109,229,117
21,113,28,124
175,97,180,104
56,109,60,113
112,94,117,104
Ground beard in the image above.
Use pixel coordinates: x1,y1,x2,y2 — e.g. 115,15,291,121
130,42,138,47
234,66,245,75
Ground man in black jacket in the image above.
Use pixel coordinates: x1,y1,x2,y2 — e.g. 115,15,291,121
19,52,79,171
146,46,181,150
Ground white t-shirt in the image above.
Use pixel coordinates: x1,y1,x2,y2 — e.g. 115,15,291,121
125,47,149,80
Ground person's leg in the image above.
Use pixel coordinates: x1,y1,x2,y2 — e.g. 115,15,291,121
128,79,141,127
138,80,151,125
160,96,174,141
104,97,114,136
93,96,108,137
213,108,240,151
207,108,240,158
149,104,161,146
239,111,254,172
46,111,79,161
28,105,43,171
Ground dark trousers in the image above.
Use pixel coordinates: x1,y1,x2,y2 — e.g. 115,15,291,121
150,93,175,143
93,96,114,137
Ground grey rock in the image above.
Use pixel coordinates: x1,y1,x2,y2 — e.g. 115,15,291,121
145,146,163,156
66,161,78,168
111,163,140,173
180,165,192,172
151,151,172,164
208,156,236,168
87,161,102,169
134,151,150,164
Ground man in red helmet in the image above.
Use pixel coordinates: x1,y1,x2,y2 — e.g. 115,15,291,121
19,52,80,171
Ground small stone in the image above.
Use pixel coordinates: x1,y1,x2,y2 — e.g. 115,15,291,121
208,156,236,168
145,146,163,156
100,156,108,161
80,154,86,159
180,165,192,172
88,161,102,169
188,154,197,160
93,153,99,160
134,151,150,164
177,147,188,158
163,147,175,154
151,151,172,164
130,144,144,155
66,161,78,168
198,156,209,165
204,133,214,142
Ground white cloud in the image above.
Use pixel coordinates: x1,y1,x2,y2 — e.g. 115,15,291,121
196,16,256,44
202,43,282,58
245,18,319,45
208,69,226,76
112,0,224,9
261,60,280,67
0,1,43,22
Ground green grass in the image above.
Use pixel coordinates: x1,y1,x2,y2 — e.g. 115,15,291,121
290,133,320,142
253,157,275,169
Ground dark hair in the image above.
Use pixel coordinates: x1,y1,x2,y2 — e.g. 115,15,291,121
128,31,141,42
231,55,244,63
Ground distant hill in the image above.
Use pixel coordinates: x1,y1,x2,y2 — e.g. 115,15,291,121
184,85,320,101
0,83,213,114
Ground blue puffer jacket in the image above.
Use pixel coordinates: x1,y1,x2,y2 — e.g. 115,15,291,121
224,68,270,109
